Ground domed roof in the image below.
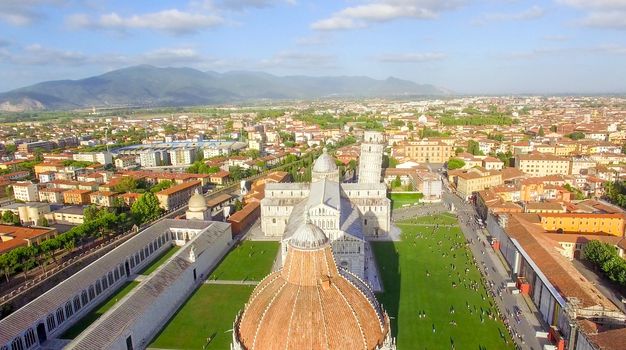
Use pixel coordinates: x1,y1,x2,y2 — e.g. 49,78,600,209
187,189,207,212
288,213,329,250
233,218,391,350
312,148,338,173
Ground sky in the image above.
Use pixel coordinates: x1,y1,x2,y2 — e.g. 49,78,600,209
0,0,625,94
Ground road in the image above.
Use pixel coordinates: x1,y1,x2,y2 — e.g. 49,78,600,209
442,184,549,350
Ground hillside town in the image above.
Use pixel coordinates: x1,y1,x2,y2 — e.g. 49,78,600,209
1,96,626,350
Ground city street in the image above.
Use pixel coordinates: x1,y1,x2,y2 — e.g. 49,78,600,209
442,185,550,350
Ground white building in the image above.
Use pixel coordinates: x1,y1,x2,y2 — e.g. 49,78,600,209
169,148,195,166
358,131,385,184
261,132,390,281
12,182,39,202
139,150,165,168
72,152,113,165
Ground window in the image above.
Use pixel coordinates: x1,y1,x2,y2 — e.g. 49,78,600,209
73,296,81,311
24,329,36,348
56,307,65,324
95,280,102,295
11,337,24,350
102,276,108,290
65,301,73,318
81,291,88,306
46,314,56,331
88,286,95,300
108,272,114,285
119,265,125,277
114,269,120,281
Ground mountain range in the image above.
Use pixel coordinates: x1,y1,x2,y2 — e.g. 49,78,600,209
0,65,450,111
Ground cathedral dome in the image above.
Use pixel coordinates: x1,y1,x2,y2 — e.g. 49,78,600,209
187,190,207,212
233,219,393,350
312,148,338,173
288,215,329,250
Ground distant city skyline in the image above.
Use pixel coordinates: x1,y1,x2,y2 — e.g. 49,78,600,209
0,0,625,94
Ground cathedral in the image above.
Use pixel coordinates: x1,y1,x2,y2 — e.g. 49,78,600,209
232,213,396,350
261,131,390,281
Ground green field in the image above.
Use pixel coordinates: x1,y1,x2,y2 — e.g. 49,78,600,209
149,240,280,349
390,192,424,209
139,245,181,275
149,284,254,350
373,215,513,350
405,212,459,225
209,241,279,281
61,281,139,339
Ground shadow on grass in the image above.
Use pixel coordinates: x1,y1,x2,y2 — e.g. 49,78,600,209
372,241,401,339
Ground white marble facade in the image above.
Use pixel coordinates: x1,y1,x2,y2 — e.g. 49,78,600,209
261,132,390,280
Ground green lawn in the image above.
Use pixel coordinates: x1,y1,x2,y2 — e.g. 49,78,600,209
209,241,279,281
149,284,255,350
405,212,459,225
373,215,513,349
61,281,139,339
139,245,181,275
390,192,424,209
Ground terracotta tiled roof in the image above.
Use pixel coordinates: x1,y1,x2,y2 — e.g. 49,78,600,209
235,229,390,350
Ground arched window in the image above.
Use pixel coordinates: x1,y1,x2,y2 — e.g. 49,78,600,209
11,337,24,350
108,271,114,285
24,329,36,349
135,253,140,265
65,301,73,318
130,258,135,269
272,218,276,224
114,269,119,281
81,290,88,305
88,286,95,300
46,314,56,331
56,307,65,324
102,276,108,290
95,280,102,295
140,250,145,261
73,296,81,311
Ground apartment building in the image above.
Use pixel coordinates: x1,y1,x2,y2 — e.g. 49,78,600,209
156,180,201,210
515,153,570,177
169,148,196,166
17,140,54,153
12,182,39,202
393,139,455,163
63,189,92,205
39,188,66,203
450,167,503,200
73,152,113,165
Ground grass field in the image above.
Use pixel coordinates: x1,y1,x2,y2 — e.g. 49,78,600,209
208,241,279,281
373,214,513,350
149,240,280,349
405,212,459,225
389,192,424,209
149,284,254,350
139,245,181,275
61,281,139,339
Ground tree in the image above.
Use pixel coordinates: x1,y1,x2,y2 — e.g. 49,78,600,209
388,157,399,168
5,185,13,198
455,147,464,155
130,192,163,224
391,176,402,188
563,184,586,200
36,217,49,227
566,131,585,140
467,140,483,155
2,211,20,225
583,240,616,266
113,176,138,193
150,180,173,193
550,125,557,133
447,158,465,170
233,199,244,212
538,126,545,137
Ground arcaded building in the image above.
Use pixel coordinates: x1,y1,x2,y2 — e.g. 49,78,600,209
231,216,395,350
260,132,390,280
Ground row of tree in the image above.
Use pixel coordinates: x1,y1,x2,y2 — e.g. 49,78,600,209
583,240,626,286
0,192,164,283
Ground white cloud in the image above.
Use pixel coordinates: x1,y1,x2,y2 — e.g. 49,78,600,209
0,0,63,26
311,0,464,31
498,44,626,60
558,0,626,29
376,52,446,62
473,5,544,26
67,9,224,35
259,51,336,68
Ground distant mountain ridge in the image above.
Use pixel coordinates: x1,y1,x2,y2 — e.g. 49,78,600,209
0,65,451,111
